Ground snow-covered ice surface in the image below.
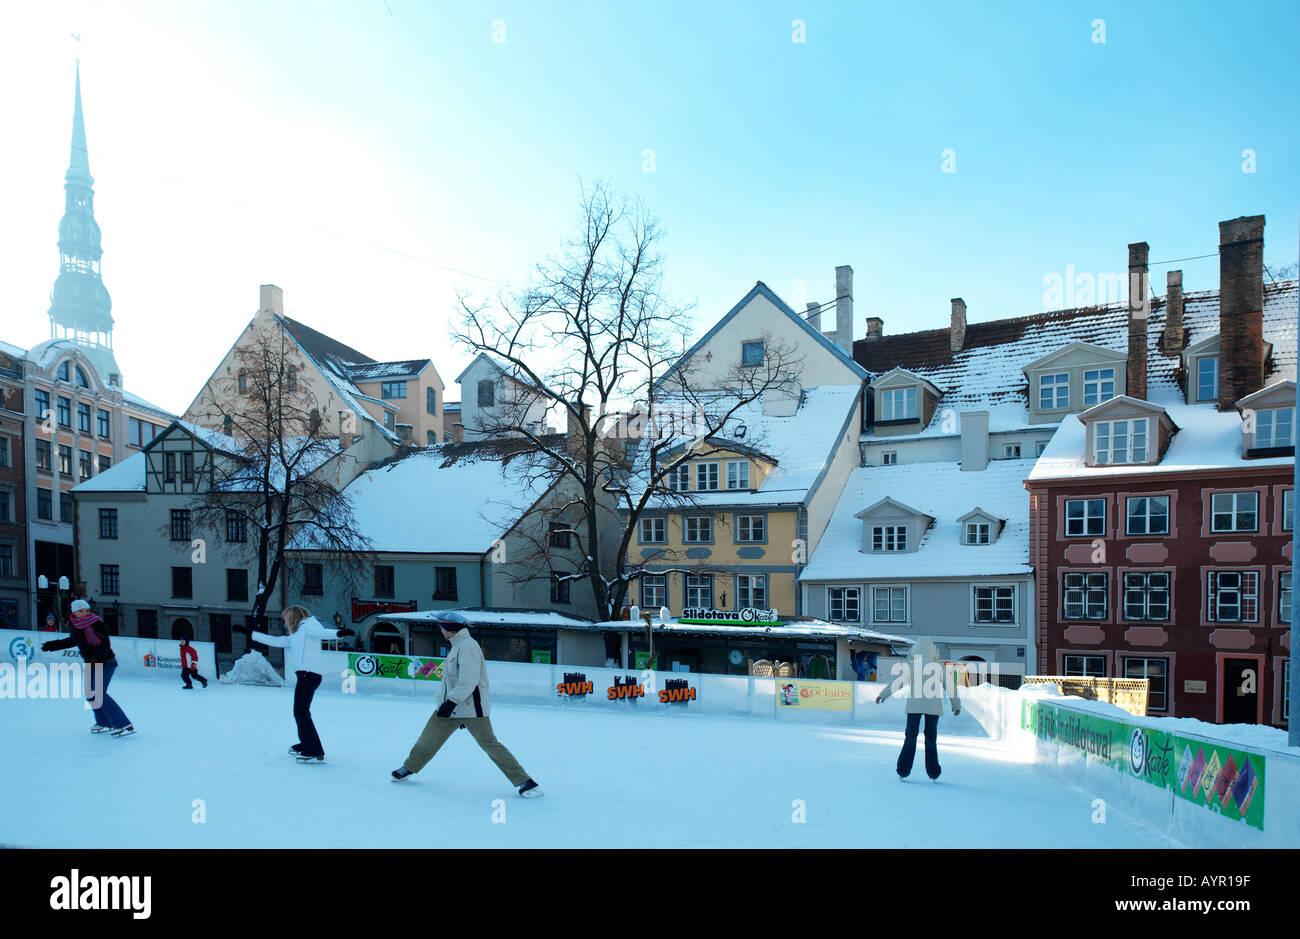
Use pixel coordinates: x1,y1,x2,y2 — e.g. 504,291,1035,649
0,677,1180,849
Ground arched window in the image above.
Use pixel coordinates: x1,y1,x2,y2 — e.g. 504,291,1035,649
477,380,494,408
75,366,90,388
57,361,70,382
238,370,247,393
426,387,437,415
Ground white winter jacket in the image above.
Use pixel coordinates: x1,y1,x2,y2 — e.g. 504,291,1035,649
252,616,341,676
876,637,961,716
436,630,491,718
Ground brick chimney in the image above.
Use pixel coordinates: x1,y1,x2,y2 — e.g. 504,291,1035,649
864,317,883,342
833,265,854,352
1126,242,1149,401
260,284,284,316
1218,215,1266,411
1160,270,1185,354
950,298,967,352
805,301,821,332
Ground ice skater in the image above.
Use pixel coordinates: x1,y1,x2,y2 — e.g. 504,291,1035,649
391,611,542,797
40,599,135,737
179,637,208,689
875,637,960,781
251,605,351,764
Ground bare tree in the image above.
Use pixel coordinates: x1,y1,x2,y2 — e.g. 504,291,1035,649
454,181,803,621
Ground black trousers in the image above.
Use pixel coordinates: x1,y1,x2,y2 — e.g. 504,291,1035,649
897,712,941,779
293,670,324,757
181,667,207,688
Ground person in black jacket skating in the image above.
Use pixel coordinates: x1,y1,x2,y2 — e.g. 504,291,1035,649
41,599,135,736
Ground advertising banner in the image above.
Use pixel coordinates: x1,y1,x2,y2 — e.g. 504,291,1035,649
0,627,218,682
1020,699,1266,831
347,652,443,681
776,678,853,711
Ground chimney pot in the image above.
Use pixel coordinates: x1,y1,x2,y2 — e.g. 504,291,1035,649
1161,270,1185,353
1126,242,1149,400
950,298,967,352
864,316,883,342
1217,214,1266,410
805,301,821,332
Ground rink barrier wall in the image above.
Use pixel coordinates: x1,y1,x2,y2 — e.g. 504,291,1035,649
0,627,218,685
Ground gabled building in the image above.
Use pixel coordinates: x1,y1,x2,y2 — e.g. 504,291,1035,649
454,352,551,441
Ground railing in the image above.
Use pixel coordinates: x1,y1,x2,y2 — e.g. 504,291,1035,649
1021,675,1149,717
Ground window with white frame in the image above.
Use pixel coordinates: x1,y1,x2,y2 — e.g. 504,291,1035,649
639,517,666,544
684,574,713,608
665,464,690,492
1063,571,1108,620
1094,418,1148,464
1283,661,1291,721
1207,570,1259,623
1083,368,1116,407
1039,372,1069,410
736,574,767,609
1285,489,1294,532
725,460,749,490
1123,657,1168,712
735,514,765,543
881,451,898,466
828,587,860,622
1280,571,1292,625
1125,495,1169,535
1122,571,1170,621
1036,440,1048,456
1004,443,1021,459
1064,498,1106,536
639,573,667,609
1253,406,1295,449
964,521,991,545
878,387,917,421
1063,654,1107,677
695,462,719,491
973,585,1015,623
871,586,908,623
683,516,712,543
1210,492,1258,532
1195,356,1218,402
871,525,908,552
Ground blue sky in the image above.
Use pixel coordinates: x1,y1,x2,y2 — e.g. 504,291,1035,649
1,0,1296,413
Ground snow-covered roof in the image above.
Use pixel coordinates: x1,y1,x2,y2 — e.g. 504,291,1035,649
119,389,176,421
801,457,1035,581
72,450,147,493
454,352,543,389
0,339,27,359
347,360,430,382
379,608,596,629
634,384,861,508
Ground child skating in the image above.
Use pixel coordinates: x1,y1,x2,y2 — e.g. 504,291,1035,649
179,637,208,689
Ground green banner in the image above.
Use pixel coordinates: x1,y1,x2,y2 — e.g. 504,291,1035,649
1020,700,1266,831
347,652,443,681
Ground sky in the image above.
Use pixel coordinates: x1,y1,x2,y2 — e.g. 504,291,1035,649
0,0,1297,416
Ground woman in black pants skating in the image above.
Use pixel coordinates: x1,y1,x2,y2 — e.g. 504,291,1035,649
252,606,351,763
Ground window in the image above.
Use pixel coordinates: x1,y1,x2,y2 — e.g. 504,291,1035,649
1279,571,1291,625
427,430,436,445
60,492,73,522
827,587,861,622
1210,492,1258,533
477,380,495,408
75,366,89,388
695,462,719,491
99,508,118,539
37,488,52,520
1121,657,1168,712
58,445,72,476
426,387,437,415
1094,418,1148,464
226,569,249,603
0,437,6,468
219,511,245,543
1036,440,1048,456
1003,444,1021,459
1082,368,1116,407
434,566,457,600
381,381,407,399
97,409,110,438
286,366,297,392
223,416,233,436
1253,407,1295,449
1039,373,1069,410
684,574,713,608
1195,356,1218,402
665,465,690,492
1064,498,1106,536
129,417,159,448
639,573,667,609
549,572,572,604
1207,571,1259,623
78,450,92,480
726,461,749,490
98,455,111,474
973,585,1015,624
1063,572,1108,620
170,509,191,541
171,566,193,599
1063,654,1107,677
736,574,767,609
879,387,917,421
1123,572,1170,621
964,521,991,545
100,565,120,596
237,371,248,394
548,521,572,549
683,516,712,543
0,544,12,577
881,451,898,466
871,525,907,552
736,514,765,543
77,402,91,434
57,397,71,428
1282,661,1291,721
35,439,51,472
384,411,395,431
0,491,9,523
182,452,195,484
374,565,395,598
302,563,324,596
1285,489,1295,532
741,340,765,367
1125,495,1169,535
57,361,70,382
639,517,666,544
34,388,50,421
872,586,908,623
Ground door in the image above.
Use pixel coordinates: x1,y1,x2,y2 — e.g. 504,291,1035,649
171,617,194,642
1222,658,1260,724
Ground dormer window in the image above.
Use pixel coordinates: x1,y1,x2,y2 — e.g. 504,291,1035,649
666,464,690,492
695,462,719,491
1195,356,1219,402
878,387,916,421
75,366,90,388
964,521,991,545
1039,373,1069,410
1082,368,1115,407
958,508,1004,545
1094,418,1148,464
57,361,70,382
1253,406,1294,449
725,460,749,490
871,525,907,551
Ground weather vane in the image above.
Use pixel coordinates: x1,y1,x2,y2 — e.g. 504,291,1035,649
70,32,80,63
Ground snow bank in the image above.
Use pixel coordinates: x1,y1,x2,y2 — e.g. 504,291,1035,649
221,651,285,686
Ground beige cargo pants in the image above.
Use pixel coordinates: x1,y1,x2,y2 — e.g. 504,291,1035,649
404,714,530,786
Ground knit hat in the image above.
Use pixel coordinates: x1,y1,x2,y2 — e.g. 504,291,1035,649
435,611,469,632
70,599,91,613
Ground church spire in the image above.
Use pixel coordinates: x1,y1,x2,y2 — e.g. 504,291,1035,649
68,62,90,179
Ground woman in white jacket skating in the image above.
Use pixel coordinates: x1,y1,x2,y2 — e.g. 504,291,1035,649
875,637,961,780
252,606,351,764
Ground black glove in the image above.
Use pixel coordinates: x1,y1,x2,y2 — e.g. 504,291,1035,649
335,627,354,638
435,700,456,718
40,641,56,651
